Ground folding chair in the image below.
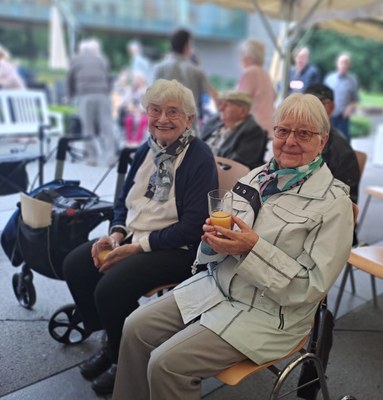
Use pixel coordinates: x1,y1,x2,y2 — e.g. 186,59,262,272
335,245,383,315
356,185,383,236
215,317,331,399
332,149,373,318
214,156,250,191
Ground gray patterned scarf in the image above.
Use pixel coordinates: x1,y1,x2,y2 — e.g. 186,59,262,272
145,128,195,202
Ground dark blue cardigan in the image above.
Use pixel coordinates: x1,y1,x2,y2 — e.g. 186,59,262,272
112,138,218,256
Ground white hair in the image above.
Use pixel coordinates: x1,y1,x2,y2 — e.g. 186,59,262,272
142,79,197,117
79,38,101,54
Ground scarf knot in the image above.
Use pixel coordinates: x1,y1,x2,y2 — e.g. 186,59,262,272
145,128,195,201
257,156,324,202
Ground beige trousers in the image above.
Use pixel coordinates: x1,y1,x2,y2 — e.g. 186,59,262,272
112,291,246,400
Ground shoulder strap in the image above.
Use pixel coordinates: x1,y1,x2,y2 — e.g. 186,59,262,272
232,182,261,224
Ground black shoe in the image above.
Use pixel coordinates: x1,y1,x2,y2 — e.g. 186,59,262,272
91,364,117,395
79,347,112,380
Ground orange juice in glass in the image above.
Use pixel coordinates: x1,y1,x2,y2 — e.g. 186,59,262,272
98,249,111,263
208,189,233,230
96,240,113,264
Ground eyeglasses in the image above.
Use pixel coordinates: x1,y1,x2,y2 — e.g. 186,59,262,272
273,126,320,143
147,104,185,120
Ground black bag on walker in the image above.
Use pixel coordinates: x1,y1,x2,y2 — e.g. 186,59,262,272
1,179,113,275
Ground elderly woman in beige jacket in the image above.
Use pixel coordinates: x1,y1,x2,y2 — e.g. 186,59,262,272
112,93,354,400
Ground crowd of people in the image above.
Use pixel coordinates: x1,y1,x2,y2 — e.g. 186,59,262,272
1,27,363,399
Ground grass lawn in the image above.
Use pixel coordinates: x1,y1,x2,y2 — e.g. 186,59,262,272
359,91,383,108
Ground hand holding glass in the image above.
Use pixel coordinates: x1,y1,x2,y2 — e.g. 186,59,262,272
208,189,233,230
95,239,113,264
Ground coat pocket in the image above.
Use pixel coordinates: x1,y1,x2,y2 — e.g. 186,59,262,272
271,205,309,224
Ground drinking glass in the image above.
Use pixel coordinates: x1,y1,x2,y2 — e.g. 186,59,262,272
96,240,113,264
208,189,233,229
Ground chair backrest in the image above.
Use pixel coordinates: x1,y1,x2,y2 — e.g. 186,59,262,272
0,89,63,137
354,150,367,176
215,156,250,191
352,203,359,226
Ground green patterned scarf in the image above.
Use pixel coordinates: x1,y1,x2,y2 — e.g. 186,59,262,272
257,155,324,202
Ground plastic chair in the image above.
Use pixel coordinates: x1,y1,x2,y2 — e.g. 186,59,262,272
333,202,383,318
356,185,383,235
354,150,367,178
345,150,368,294
214,156,250,191
348,246,383,279
215,318,331,399
334,245,383,320
144,284,178,298
331,150,370,318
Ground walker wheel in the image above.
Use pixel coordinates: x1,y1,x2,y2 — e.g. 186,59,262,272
48,304,91,345
12,271,36,309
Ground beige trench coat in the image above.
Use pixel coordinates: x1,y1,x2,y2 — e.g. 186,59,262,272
174,163,353,364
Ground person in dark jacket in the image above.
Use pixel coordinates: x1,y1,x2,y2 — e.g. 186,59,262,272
201,91,268,169
288,47,321,94
63,79,218,396
304,83,360,204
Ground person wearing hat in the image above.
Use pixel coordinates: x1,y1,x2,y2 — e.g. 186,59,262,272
304,83,360,206
200,90,268,170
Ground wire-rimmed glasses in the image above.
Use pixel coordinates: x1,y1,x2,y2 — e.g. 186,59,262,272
273,126,320,143
147,104,185,120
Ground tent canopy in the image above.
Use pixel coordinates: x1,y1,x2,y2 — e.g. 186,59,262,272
193,0,382,21
317,17,383,42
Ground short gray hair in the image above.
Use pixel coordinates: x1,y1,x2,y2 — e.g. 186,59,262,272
79,38,101,54
240,39,265,66
141,79,197,116
274,93,330,136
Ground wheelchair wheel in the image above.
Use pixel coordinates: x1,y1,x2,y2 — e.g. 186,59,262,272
48,304,91,344
12,270,36,309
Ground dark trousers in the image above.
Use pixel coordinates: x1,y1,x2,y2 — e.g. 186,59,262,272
331,115,350,143
63,240,195,362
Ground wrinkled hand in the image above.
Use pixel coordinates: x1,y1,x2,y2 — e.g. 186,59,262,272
343,104,355,118
201,215,259,255
98,242,143,273
92,235,119,270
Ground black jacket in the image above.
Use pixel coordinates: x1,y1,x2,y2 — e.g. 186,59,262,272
322,127,360,204
201,114,268,170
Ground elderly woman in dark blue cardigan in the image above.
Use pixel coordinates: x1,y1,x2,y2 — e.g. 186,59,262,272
63,79,218,396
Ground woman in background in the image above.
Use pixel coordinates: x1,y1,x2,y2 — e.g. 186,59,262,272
237,38,276,138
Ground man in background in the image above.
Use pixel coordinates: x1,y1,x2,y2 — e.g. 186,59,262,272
67,38,115,166
324,53,359,143
201,91,267,170
152,28,217,131
288,46,321,94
